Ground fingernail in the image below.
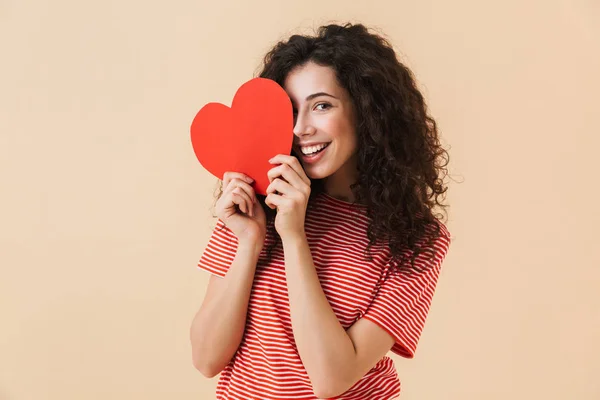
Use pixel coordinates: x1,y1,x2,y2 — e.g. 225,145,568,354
246,177,254,183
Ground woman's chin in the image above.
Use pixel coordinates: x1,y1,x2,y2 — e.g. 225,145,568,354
304,166,330,181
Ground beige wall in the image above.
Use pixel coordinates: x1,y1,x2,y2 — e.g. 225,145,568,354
1,0,598,399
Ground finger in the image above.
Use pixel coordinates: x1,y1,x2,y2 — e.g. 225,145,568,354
224,179,257,204
223,172,254,192
223,172,254,187
266,178,295,198
267,163,306,190
269,155,310,186
230,187,252,215
265,193,283,210
230,189,247,214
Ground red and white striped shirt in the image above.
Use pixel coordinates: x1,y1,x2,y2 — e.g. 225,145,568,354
197,191,451,399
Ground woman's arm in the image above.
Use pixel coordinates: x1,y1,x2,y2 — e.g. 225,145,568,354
262,155,395,397
190,239,263,377
282,234,395,398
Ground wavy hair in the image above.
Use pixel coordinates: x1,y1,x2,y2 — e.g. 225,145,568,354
213,22,451,273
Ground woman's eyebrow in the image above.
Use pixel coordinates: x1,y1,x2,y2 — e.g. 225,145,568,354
305,92,339,101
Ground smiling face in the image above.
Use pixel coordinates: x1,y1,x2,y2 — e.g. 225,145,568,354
283,61,359,199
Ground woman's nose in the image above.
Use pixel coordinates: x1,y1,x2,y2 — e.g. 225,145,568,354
293,113,315,137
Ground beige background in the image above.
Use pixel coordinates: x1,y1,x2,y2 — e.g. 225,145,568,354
1,0,599,399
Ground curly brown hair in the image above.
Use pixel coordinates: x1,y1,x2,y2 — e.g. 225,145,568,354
213,22,451,273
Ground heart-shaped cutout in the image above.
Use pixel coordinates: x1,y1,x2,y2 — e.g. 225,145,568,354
190,77,294,196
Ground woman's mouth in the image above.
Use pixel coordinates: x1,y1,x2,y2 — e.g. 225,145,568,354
299,142,330,164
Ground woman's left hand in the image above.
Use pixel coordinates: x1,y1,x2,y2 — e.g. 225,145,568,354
265,154,311,241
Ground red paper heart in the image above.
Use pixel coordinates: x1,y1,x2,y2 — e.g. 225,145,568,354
190,78,294,196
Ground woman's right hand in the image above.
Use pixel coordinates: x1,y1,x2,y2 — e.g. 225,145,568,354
215,172,266,245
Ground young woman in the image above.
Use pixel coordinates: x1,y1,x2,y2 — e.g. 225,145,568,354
190,22,452,399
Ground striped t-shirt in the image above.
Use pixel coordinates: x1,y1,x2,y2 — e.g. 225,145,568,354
197,191,451,399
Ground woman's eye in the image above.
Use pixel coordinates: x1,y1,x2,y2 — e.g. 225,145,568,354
314,103,331,111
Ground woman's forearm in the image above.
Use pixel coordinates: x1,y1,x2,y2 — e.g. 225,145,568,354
282,234,357,397
190,240,263,377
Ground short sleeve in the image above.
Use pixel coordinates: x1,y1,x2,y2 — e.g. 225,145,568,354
197,218,239,278
362,225,451,358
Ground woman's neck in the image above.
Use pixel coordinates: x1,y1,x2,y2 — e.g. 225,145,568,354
323,158,360,203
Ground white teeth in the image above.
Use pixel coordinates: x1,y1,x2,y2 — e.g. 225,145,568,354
301,143,328,155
